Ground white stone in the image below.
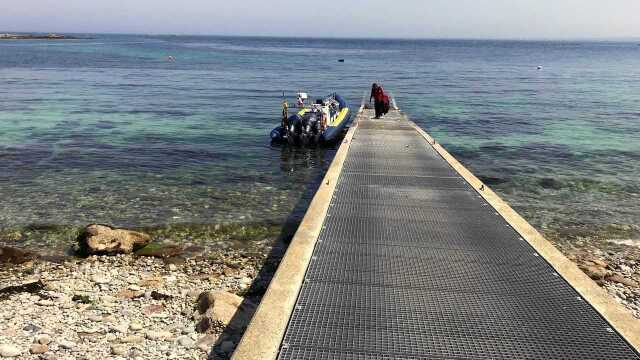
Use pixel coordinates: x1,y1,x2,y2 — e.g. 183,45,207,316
145,330,172,340
176,335,194,348
91,274,111,284
36,334,52,345
112,323,129,333
111,345,128,356
58,340,76,350
0,344,21,357
121,335,144,344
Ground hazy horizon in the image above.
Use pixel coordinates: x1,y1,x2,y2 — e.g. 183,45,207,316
3,30,640,42
2,0,639,40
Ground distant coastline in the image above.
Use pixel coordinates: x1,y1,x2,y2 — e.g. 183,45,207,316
0,33,79,40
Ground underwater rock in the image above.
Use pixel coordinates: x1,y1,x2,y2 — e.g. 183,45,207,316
0,246,38,264
135,243,184,258
478,176,508,186
78,224,150,255
539,177,563,190
195,291,256,333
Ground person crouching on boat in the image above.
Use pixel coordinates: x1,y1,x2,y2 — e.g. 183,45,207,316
370,83,386,119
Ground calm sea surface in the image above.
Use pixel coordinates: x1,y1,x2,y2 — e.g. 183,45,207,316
1,35,639,251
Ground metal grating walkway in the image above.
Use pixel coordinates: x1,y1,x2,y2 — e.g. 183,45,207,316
277,109,640,360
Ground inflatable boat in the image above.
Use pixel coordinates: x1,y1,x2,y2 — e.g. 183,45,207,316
270,93,351,145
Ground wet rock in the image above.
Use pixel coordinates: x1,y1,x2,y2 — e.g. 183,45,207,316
78,224,151,255
579,264,608,280
0,246,38,264
150,291,172,301
0,280,45,300
30,344,48,354
163,256,186,266
71,294,93,304
606,274,639,288
135,243,183,258
195,291,256,333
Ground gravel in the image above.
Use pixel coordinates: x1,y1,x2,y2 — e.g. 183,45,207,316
0,239,284,359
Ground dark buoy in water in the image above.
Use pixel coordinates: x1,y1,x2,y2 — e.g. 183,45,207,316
338,59,345,63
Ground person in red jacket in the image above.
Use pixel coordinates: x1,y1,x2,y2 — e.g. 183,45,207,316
370,83,386,119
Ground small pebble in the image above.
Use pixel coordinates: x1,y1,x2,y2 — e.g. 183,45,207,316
111,345,128,356
177,335,194,348
58,341,76,350
36,334,52,345
121,335,144,344
30,344,49,354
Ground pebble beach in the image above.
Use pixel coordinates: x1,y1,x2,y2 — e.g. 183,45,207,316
0,238,284,359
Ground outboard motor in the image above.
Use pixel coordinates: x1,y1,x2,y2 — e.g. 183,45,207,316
287,114,303,145
301,113,319,146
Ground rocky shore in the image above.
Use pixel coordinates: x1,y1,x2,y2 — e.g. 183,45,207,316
560,243,640,318
1,222,639,359
0,226,285,359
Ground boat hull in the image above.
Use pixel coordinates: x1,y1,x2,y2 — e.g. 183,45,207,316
270,94,351,146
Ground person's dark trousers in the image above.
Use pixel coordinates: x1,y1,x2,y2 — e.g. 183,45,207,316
374,100,383,118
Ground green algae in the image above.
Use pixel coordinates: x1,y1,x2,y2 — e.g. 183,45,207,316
0,221,284,255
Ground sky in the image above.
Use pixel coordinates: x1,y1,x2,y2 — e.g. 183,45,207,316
2,0,640,39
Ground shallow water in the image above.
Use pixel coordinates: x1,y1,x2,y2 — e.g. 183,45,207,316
1,36,639,250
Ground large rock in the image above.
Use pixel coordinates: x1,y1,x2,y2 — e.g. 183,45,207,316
578,263,608,280
195,291,256,333
78,224,150,255
0,246,38,264
606,274,639,288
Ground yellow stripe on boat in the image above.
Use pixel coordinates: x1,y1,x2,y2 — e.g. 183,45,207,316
329,108,350,127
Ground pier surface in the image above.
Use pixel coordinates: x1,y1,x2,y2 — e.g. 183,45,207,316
234,106,640,359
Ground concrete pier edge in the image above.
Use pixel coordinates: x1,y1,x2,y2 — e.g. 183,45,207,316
231,105,363,360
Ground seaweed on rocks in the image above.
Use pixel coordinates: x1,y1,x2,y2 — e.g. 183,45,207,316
0,280,45,300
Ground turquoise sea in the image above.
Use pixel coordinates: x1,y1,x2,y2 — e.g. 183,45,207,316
1,35,639,253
